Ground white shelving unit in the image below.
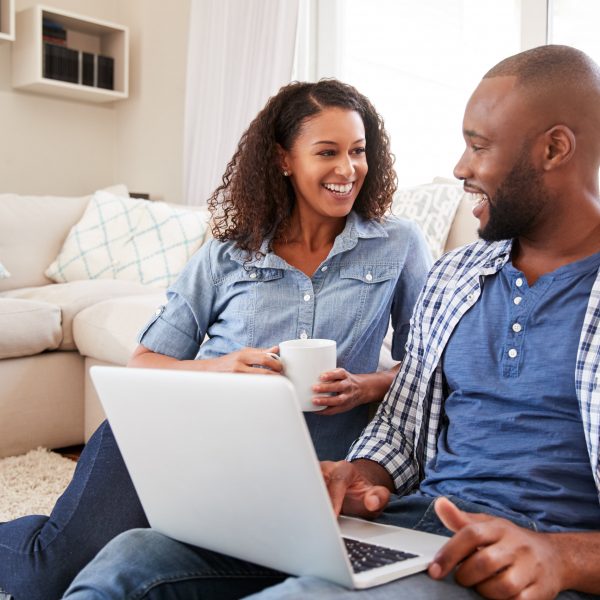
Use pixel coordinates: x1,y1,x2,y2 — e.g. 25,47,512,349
0,0,15,42
12,5,129,103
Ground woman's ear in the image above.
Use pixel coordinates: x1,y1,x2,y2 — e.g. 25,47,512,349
542,125,576,171
276,144,290,175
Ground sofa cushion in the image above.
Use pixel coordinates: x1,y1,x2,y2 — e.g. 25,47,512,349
45,190,210,288
0,298,62,359
0,280,154,351
0,184,128,293
444,192,479,251
392,180,464,258
74,293,167,365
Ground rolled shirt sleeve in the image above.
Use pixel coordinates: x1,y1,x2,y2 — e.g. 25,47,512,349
137,241,217,360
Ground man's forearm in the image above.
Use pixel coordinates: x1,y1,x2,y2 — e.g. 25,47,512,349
351,459,395,493
550,530,600,593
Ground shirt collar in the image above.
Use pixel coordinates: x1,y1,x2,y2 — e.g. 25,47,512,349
476,238,513,275
228,211,388,268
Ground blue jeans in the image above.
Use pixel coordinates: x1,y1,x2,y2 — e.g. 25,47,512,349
62,493,597,599
0,421,149,600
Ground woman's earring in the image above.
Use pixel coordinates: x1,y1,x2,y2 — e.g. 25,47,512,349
283,170,290,177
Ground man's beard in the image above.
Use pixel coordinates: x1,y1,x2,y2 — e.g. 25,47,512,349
479,153,549,242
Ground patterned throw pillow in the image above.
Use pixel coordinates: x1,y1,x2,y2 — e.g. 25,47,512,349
0,262,10,279
392,181,464,258
45,191,209,288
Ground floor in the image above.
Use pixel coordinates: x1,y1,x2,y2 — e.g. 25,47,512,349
55,444,84,462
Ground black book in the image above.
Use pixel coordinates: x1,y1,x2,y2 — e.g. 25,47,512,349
81,52,95,86
43,43,78,83
97,55,114,90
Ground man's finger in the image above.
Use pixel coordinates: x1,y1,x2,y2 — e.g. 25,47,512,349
429,519,501,579
454,543,516,588
433,497,476,533
360,489,389,515
323,463,353,516
473,562,532,599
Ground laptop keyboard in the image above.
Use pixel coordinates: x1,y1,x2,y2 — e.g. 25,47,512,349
342,537,418,574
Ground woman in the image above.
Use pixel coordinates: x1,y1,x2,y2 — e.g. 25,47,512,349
129,79,430,459
0,79,431,600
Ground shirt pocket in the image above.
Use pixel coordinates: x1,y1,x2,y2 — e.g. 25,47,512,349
218,268,284,345
339,264,399,286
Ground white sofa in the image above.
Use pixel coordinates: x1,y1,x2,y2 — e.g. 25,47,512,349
0,182,478,458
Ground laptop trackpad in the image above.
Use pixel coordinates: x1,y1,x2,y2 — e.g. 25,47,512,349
339,516,447,555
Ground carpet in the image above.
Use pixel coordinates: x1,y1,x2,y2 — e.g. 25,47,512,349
0,448,75,521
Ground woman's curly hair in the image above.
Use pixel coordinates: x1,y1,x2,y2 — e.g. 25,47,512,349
208,79,397,254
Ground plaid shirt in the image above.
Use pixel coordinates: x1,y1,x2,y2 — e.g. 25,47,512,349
347,238,600,502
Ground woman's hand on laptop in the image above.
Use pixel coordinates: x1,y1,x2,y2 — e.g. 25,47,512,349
321,459,394,518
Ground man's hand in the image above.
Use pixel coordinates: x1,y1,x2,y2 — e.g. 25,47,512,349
429,497,566,599
321,460,392,518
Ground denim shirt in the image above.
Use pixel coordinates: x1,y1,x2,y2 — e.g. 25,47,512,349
139,211,432,460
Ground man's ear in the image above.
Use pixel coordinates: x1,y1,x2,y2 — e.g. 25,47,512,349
276,144,290,173
542,125,576,171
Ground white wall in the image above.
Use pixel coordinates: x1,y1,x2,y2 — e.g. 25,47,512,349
0,0,190,202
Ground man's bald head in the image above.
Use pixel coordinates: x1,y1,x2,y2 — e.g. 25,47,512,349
484,44,600,92
483,45,600,139
480,45,600,169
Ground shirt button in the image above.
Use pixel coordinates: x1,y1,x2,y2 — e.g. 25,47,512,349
515,278,523,287
303,294,311,301
513,296,522,305
321,266,328,272
365,273,373,282
155,306,163,316
508,348,518,358
467,294,474,302
300,331,308,340
512,323,522,333
249,272,257,279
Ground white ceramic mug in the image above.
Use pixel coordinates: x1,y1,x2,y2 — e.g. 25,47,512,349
279,338,336,412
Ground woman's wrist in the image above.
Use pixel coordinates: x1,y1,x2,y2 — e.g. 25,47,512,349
355,371,395,404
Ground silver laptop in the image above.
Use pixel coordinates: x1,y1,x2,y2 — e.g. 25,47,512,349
90,366,447,589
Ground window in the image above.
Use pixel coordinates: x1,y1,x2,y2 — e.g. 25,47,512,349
548,0,600,64
296,0,596,187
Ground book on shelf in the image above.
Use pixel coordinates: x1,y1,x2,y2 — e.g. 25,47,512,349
42,18,67,42
42,44,116,91
96,55,114,90
81,52,94,87
43,42,78,84
43,34,67,46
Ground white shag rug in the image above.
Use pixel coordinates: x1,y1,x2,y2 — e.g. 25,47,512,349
0,448,75,521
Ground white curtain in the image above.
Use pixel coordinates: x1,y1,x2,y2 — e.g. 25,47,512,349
183,0,300,206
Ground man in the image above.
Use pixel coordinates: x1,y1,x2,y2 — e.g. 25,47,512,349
63,45,600,600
